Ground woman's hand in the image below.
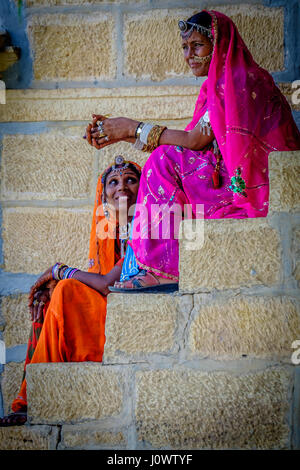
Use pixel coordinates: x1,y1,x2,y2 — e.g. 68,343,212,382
28,266,58,311
30,288,48,322
29,279,58,322
85,114,138,149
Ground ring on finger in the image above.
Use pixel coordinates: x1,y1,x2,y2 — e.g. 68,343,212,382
97,122,104,133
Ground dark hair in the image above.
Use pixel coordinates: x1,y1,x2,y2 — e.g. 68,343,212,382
187,11,212,29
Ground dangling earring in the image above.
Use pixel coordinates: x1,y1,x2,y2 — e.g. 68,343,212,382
102,195,109,220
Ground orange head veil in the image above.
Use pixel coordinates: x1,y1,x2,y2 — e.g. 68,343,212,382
88,156,142,275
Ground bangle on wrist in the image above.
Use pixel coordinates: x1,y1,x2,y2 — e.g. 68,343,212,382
62,267,80,279
61,267,79,279
147,125,167,149
140,122,155,144
132,122,167,152
135,122,144,138
52,263,67,280
52,263,79,280
132,138,145,150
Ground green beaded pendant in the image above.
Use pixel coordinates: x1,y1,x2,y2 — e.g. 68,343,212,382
229,168,247,197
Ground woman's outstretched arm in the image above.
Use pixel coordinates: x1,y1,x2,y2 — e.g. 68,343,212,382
86,115,214,151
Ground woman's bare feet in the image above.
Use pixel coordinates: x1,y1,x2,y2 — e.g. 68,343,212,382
0,412,27,427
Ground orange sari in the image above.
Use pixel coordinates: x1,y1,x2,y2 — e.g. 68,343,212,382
12,174,122,413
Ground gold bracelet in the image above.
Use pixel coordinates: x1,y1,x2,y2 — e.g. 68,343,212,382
147,125,167,150
141,143,154,152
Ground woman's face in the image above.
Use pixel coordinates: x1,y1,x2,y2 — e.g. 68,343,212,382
182,30,213,76
105,169,140,220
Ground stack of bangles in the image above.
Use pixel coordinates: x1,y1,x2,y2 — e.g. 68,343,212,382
52,262,80,281
133,122,167,152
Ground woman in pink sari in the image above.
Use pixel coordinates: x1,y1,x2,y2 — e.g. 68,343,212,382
86,10,300,291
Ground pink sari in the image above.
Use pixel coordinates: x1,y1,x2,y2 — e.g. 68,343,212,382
127,10,300,281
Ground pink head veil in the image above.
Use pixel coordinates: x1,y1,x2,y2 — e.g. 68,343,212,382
185,10,300,217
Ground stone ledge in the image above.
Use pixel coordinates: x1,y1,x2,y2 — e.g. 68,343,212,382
135,366,292,449
27,363,126,424
59,423,127,450
1,362,25,415
187,294,300,361
179,218,281,292
104,293,192,363
0,86,199,122
0,425,59,450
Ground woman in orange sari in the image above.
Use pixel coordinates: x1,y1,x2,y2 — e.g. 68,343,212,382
0,156,141,426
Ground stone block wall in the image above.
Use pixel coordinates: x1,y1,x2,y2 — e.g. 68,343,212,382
0,0,299,450
0,150,299,451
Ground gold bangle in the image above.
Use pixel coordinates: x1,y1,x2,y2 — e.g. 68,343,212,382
142,145,153,152
147,125,167,150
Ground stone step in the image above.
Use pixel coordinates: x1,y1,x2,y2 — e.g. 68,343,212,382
179,217,281,293
104,293,300,364
0,425,59,451
23,362,293,450
178,150,300,293
26,362,127,425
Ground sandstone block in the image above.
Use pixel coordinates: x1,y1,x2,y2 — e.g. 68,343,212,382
136,367,292,449
0,87,199,122
179,218,281,291
1,294,31,347
0,132,95,201
27,14,116,81
189,295,300,360
2,207,92,274
210,4,284,71
1,362,25,415
268,151,300,214
104,294,192,363
124,9,193,81
60,424,126,450
0,425,59,450
27,363,124,424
